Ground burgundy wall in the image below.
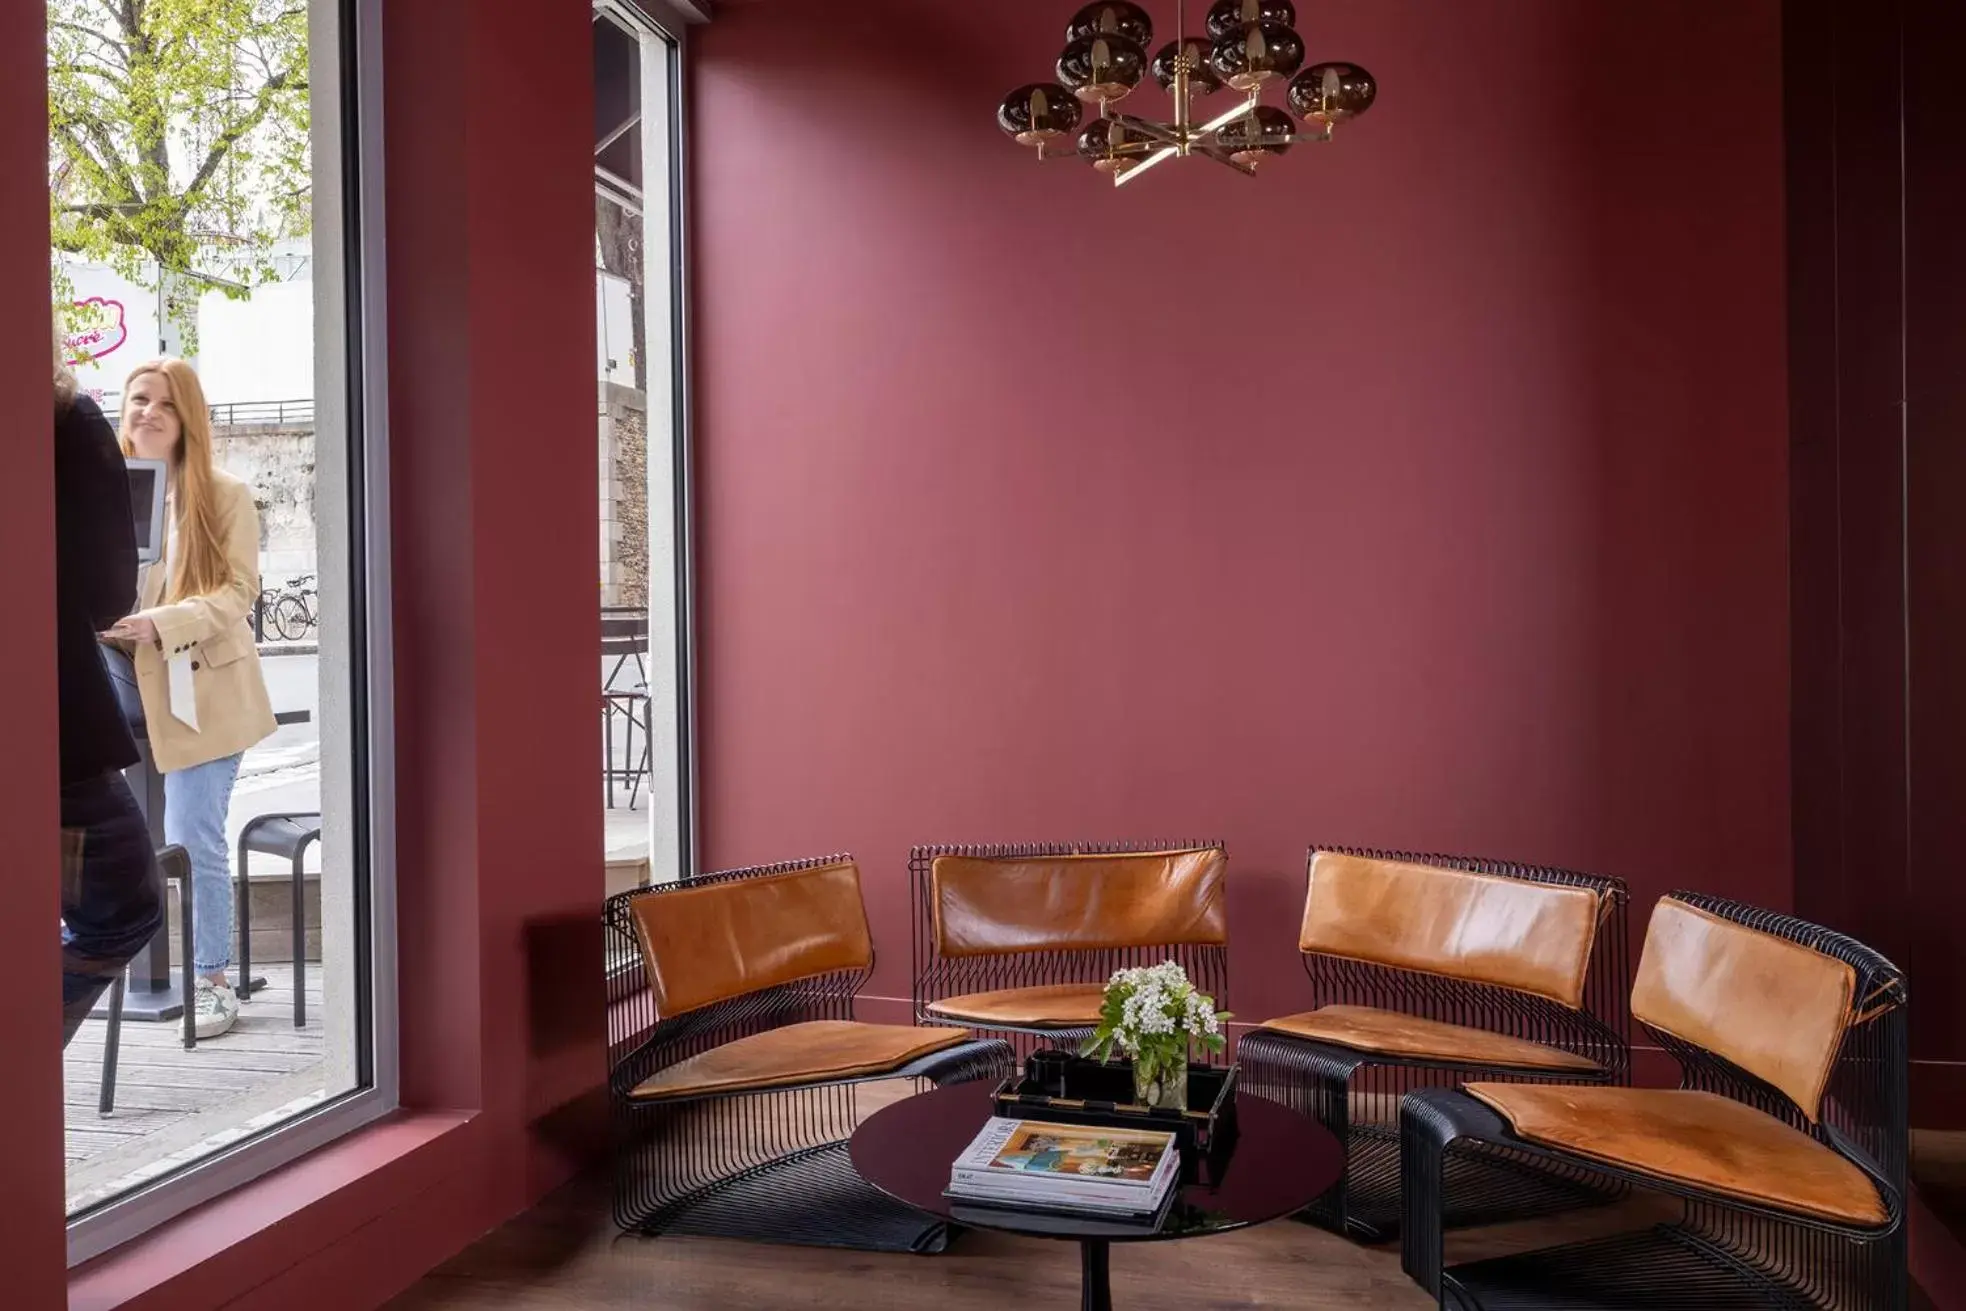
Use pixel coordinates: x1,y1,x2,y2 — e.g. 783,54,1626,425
0,0,1802,1304
0,0,75,1300
690,0,1792,1030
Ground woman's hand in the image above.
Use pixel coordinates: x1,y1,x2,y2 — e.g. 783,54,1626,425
102,615,160,646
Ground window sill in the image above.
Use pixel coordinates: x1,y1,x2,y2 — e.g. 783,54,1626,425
69,1109,476,1311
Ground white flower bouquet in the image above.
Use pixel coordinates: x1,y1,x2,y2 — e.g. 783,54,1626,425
1080,961,1230,1111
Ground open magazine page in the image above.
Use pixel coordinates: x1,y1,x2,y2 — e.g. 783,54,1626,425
983,1121,1172,1184
948,1118,1179,1217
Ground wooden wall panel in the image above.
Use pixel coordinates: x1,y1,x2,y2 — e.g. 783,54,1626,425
1788,0,1966,1128
1904,0,1966,1113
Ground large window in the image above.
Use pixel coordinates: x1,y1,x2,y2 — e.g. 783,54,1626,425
50,0,392,1258
595,0,691,897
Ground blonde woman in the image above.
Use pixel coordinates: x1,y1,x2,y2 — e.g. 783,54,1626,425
101,359,276,1039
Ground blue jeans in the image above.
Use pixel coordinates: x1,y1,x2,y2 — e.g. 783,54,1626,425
61,771,164,1046
164,752,244,977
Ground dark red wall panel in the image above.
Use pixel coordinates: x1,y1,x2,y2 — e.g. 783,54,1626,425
1905,0,1966,1123
0,0,76,1301
690,0,1792,1030
1788,0,1966,1129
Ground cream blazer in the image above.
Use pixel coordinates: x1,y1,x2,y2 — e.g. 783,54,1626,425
131,469,278,773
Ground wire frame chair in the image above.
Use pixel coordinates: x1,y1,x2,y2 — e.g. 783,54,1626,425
908,839,1230,1064
1235,844,1632,1243
605,854,1013,1251
1401,891,1909,1310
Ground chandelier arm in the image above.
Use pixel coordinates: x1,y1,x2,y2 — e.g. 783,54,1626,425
1104,111,1183,146
1112,145,1179,187
1280,125,1338,146
1191,145,1260,176
1064,142,1165,167
1193,96,1260,137
1172,0,1190,136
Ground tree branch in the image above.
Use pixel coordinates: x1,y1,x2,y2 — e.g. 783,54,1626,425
49,121,140,207
56,109,143,202
49,19,128,63
183,68,295,202
52,203,146,251
51,228,100,256
49,60,129,93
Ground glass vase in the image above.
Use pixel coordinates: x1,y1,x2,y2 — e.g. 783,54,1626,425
1132,1050,1189,1111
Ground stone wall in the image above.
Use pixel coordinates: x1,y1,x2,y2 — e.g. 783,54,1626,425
211,402,651,612
213,423,318,587
600,383,650,608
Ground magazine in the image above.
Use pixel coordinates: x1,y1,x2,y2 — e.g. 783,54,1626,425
945,1117,1179,1216
947,1180,1181,1229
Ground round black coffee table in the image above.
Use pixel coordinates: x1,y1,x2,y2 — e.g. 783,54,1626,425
850,1081,1343,1311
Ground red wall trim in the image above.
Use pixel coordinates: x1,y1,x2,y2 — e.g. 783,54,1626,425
69,1114,474,1311
0,0,74,1300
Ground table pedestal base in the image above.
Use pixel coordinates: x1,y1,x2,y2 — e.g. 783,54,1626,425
1080,1239,1110,1311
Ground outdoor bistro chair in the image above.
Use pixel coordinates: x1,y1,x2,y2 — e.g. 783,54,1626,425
908,841,1229,1059
1401,892,1907,1310
1237,847,1630,1243
604,854,1012,1252
600,610,651,810
98,845,196,1114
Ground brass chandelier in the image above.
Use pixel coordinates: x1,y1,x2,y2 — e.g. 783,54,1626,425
997,0,1376,186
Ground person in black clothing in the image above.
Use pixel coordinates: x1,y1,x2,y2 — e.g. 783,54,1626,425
54,330,162,1046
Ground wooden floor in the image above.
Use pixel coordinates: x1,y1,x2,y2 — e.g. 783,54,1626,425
1915,1129,1966,1248
389,1083,1708,1311
391,1173,1946,1310
62,962,328,1214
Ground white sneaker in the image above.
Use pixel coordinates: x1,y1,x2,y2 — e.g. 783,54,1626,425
194,977,239,1040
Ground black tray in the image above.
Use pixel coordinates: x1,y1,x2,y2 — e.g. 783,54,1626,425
991,1050,1240,1178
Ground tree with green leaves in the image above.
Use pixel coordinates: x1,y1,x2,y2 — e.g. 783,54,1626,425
48,0,310,348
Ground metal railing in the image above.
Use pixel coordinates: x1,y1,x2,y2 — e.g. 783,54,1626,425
101,396,315,430
208,399,315,428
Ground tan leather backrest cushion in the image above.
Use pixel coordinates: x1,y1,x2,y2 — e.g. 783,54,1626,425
1297,852,1604,1008
1633,897,1855,1121
628,861,873,1019
931,847,1228,956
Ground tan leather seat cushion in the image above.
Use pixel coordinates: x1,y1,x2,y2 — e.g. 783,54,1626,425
1465,1083,1888,1228
1258,1005,1600,1073
628,1020,973,1102
629,861,874,1019
1632,897,1855,1122
924,982,1108,1027
931,847,1227,956
1298,852,1604,1008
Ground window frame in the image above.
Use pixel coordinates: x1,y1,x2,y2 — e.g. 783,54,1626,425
594,0,699,887
64,0,398,1265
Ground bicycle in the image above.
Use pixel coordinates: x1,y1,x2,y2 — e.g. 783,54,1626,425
256,573,318,642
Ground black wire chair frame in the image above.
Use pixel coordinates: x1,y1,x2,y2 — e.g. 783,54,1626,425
1235,844,1632,1243
1400,891,1909,1310
605,854,1014,1252
908,839,1230,1062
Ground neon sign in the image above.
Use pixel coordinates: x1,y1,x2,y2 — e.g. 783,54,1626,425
64,296,130,367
